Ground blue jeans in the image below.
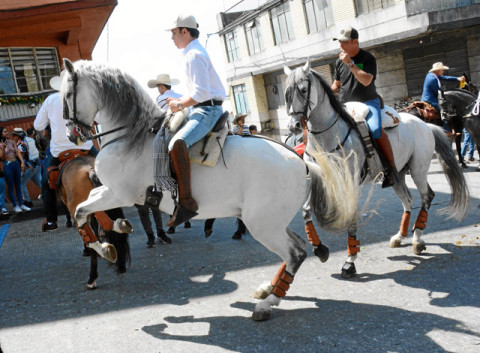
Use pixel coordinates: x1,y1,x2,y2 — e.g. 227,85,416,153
4,160,23,207
0,177,5,209
169,105,223,150
21,164,42,202
364,98,382,140
461,129,475,158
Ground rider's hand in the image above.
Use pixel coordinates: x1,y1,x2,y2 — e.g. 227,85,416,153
458,76,466,82
339,50,351,65
168,99,181,113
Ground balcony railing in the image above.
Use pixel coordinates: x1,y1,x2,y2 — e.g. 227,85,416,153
406,0,480,16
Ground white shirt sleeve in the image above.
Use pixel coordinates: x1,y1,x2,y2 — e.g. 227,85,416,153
33,96,51,131
186,51,211,104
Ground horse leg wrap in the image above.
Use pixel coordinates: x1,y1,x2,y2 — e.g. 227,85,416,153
305,221,321,246
94,211,114,231
413,209,428,231
271,262,294,298
347,236,360,256
400,211,411,237
78,224,98,244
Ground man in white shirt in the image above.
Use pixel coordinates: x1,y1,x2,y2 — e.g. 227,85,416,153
164,14,226,226
34,75,95,231
147,73,182,110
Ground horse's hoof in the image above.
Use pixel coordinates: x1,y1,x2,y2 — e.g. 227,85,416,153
113,219,133,233
314,243,329,263
389,238,402,248
252,309,271,321
204,229,212,238
413,241,426,255
341,262,356,279
253,282,273,300
102,243,118,263
86,281,97,290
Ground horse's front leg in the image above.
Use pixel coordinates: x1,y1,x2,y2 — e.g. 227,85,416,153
75,185,133,230
302,192,329,262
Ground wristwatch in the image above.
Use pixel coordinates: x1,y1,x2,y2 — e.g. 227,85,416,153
348,60,355,68
176,102,183,110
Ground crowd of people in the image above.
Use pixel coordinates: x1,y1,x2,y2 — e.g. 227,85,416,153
0,17,476,250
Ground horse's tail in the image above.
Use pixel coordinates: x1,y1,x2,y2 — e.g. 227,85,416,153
305,143,361,233
429,124,470,220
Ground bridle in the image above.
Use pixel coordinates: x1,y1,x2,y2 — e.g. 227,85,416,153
288,72,351,152
63,71,128,145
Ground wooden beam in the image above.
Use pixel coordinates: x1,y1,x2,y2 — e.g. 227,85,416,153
0,16,82,40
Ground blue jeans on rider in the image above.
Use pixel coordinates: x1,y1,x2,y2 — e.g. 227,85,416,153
168,105,223,150
4,160,24,207
364,98,382,140
42,146,98,223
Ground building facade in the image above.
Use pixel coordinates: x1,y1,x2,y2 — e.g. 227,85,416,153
217,0,480,138
0,0,116,127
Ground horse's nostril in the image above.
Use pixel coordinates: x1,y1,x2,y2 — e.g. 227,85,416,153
295,122,302,130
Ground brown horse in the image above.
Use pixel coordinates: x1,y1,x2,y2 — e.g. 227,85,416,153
58,154,130,289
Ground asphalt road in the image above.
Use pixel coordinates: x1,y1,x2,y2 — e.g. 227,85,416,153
0,157,479,353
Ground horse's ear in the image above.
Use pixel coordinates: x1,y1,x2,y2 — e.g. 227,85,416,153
302,59,311,73
284,66,292,76
64,58,75,75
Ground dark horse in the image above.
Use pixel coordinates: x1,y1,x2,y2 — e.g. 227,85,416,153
59,155,130,289
439,86,480,168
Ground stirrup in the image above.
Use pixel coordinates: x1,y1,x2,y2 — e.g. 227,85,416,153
145,185,163,207
167,204,198,227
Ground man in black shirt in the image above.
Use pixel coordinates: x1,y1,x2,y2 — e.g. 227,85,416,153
331,27,397,187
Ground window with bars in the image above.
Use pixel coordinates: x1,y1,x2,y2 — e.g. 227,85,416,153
304,0,335,33
355,0,397,15
225,31,240,62
232,84,250,114
270,1,295,45
0,47,60,95
245,20,264,55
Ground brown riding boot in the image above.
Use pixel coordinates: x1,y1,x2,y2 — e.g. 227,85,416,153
375,129,399,188
167,140,198,226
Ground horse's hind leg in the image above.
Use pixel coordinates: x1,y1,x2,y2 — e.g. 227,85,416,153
303,191,329,262
340,224,360,279
86,250,98,290
251,227,307,321
389,172,414,248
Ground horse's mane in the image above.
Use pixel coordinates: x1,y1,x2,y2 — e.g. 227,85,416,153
285,67,359,133
74,61,164,154
445,88,477,98
309,70,360,132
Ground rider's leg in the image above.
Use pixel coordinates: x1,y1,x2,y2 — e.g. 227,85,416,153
166,106,222,226
365,98,398,188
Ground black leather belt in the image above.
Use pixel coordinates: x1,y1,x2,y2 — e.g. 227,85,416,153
194,99,223,108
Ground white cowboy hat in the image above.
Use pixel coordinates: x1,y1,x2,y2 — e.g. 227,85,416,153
147,74,180,88
429,62,449,72
165,15,199,31
49,76,62,91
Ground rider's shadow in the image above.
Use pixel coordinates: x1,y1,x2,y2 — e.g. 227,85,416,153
330,244,480,309
142,299,479,352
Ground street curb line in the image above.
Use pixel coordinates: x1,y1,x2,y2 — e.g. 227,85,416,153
0,224,10,249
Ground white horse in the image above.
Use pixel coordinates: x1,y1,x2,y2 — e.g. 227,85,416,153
60,59,360,321
284,61,470,278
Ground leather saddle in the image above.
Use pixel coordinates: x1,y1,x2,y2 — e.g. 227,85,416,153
47,149,90,190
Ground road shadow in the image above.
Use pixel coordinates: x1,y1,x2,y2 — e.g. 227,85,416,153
142,298,480,352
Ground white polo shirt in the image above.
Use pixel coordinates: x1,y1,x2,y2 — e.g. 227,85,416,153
33,92,93,158
183,38,226,104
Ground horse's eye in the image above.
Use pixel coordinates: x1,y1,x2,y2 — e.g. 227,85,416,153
301,87,307,94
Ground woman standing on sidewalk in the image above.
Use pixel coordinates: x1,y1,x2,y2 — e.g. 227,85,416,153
0,127,30,213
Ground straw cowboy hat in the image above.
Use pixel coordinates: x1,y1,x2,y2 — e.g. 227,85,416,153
49,75,62,91
11,127,26,137
147,74,180,88
233,113,247,125
429,62,449,72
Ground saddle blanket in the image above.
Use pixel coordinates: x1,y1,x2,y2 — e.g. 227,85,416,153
344,101,400,128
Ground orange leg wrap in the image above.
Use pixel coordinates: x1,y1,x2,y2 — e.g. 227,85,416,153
94,211,114,231
400,211,411,237
305,221,321,246
347,236,360,256
413,209,428,231
78,223,98,244
271,261,294,298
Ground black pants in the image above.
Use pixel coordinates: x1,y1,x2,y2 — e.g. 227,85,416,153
135,203,164,236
